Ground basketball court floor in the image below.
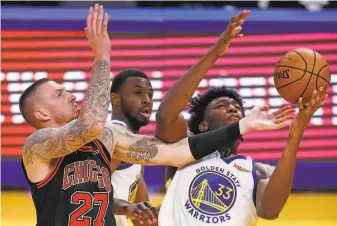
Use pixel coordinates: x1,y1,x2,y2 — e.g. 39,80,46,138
2,191,337,226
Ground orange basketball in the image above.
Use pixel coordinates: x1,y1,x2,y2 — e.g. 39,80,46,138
273,48,331,104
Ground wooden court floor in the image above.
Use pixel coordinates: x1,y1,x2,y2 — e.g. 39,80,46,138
2,191,337,226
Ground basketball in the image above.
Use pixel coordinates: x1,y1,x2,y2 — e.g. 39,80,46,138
273,48,331,104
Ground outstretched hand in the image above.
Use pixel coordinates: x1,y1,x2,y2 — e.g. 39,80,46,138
240,105,295,134
126,201,158,225
297,87,327,120
209,10,250,57
291,87,327,130
85,4,111,60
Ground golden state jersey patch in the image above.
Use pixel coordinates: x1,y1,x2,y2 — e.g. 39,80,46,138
185,166,241,224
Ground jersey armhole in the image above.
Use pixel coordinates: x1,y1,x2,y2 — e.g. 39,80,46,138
165,178,172,191
251,160,258,207
31,157,64,189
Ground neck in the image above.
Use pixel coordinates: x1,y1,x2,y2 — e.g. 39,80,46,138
42,120,65,129
111,109,139,134
219,141,239,158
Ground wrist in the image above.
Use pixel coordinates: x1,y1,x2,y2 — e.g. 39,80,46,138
122,204,132,216
208,38,231,57
94,53,111,61
206,48,221,59
239,117,250,135
291,116,309,132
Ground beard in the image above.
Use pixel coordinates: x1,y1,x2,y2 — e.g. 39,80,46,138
120,99,149,131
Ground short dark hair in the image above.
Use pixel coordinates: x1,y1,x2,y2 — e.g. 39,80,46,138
110,69,149,93
188,86,245,135
19,78,52,128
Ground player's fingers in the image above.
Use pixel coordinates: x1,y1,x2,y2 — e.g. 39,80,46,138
297,97,304,111
231,20,244,29
143,202,158,221
102,13,109,34
274,119,292,130
230,10,247,23
271,105,292,117
230,26,243,38
84,27,89,38
259,105,270,112
133,208,147,222
230,14,240,23
275,115,294,125
96,5,104,36
226,20,243,33
240,9,250,20
92,4,99,35
316,87,325,104
86,7,93,33
275,108,296,119
235,33,244,39
310,89,317,108
138,204,156,223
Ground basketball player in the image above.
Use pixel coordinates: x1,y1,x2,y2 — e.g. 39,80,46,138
20,5,295,226
155,11,327,225
157,86,326,225
110,69,158,226
156,9,277,188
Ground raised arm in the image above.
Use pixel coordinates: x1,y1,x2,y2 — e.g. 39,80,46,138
155,10,250,142
23,5,111,168
256,88,326,219
99,106,294,167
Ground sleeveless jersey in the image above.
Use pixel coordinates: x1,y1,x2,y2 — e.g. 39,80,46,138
159,152,258,226
110,120,142,226
22,139,116,226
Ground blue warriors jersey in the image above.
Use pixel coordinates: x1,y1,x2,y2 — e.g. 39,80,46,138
159,152,258,226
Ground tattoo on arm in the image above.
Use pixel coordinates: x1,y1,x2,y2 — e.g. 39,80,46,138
80,60,110,122
23,120,93,164
23,60,111,165
98,126,115,154
127,139,159,163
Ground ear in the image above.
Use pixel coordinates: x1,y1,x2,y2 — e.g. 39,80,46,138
34,109,50,122
111,93,120,106
198,121,208,133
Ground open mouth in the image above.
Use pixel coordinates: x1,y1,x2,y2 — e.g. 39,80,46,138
141,108,151,119
229,115,240,121
73,103,80,112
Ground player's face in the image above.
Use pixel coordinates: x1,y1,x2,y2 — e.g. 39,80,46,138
38,81,80,125
204,96,243,131
119,77,153,127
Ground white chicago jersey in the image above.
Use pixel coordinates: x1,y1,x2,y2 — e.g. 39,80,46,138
159,152,258,226
110,120,142,226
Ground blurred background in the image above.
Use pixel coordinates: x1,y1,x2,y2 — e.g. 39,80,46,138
1,1,337,226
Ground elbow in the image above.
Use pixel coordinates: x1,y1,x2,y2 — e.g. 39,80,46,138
85,122,105,138
170,143,194,168
155,111,167,124
174,160,186,168
257,209,279,220
91,122,105,136
156,110,174,126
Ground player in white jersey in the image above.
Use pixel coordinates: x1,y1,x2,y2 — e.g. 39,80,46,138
110,70,158,226
155,10,327,225
157,86,325,225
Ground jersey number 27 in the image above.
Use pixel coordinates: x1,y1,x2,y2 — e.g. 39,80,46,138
69,191,109,226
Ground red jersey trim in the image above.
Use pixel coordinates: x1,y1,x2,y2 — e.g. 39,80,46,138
93,139,110,167
36,157,64,189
